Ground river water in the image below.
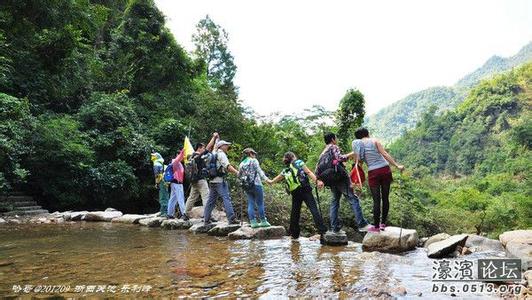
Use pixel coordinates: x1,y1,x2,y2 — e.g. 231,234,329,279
0,222,507,298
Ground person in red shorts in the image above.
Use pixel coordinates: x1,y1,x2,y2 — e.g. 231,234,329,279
352,127,405,233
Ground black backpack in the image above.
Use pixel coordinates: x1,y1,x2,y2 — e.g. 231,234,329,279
315,147,348,187
205,152,226,179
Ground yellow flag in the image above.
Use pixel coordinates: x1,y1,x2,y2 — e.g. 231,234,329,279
183,136,194,163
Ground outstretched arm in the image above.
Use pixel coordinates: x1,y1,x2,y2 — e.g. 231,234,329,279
375,140,404,171
267,174,285,185
303,166,324,188
205,132,219,152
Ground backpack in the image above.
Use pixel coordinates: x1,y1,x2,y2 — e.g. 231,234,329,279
239,160,258,192
205,152,225,179
163,164,174,182
185,153,200,183
284,160,310,193
315,147,348,187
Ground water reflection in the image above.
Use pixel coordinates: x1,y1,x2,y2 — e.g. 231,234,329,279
0,223,504,298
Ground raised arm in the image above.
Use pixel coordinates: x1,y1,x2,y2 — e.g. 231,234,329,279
205,132,219,152
375,139,404,171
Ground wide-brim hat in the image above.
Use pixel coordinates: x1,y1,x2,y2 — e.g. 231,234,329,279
242,148,257,155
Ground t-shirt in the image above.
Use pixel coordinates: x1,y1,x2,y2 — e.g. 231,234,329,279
352,138,388,171
210,149,230,183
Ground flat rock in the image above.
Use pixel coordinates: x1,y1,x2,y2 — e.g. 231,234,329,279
424,233,451,248
505,240,532,271
161,219,194,230
70,211,88,221
188,206,226,221
105,207,119,212
499,230,532,247
362,226,418,253
208,222,243,236
427,234,468,258
111,214,150,224
83,210,123,222
465,235,504,253
322,230,348,246
189,222,217,234
138,217,165,227
228,225,286,240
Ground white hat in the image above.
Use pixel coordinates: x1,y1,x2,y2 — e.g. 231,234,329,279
216,140,232,148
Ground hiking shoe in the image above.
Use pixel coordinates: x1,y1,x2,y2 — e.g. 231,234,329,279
379,223,386,231
181,214,190,221
367,225,380,233
250,219,260,228
358,224,371,232
259,219,271,227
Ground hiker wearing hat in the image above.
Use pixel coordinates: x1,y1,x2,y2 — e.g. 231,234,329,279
238,148,271,228
150,152,169,217
203,138,240,225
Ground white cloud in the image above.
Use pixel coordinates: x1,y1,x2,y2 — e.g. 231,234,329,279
155,0,532,115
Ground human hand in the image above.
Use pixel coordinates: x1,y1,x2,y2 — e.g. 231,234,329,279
213,132,219,138
397,165,405,172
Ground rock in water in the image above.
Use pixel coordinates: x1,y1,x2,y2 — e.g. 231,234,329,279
189,222,217,234
188,206,227,221
362,226,418,253
427,234,468,258
138,217,165,227
161,219,193,230
70,211,88,221
0,218,6,224
499,230,532,247
83,210,123,222
424,233,451,248
228,225,286,240
322,230,348,246
111,214,150,224
208,222,243,236
465,235,504,253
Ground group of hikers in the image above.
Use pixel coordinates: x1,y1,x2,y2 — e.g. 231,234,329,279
150,128,404,239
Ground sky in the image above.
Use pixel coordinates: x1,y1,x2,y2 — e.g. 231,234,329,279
154,0,532,116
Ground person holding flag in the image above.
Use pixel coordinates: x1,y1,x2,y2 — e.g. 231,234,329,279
150,152,169,217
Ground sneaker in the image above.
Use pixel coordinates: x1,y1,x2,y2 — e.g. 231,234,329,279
358,224,370,232
259,219,271,227
379,223,386,231
181,214,190,221
250,219,260,228
367,225,380,233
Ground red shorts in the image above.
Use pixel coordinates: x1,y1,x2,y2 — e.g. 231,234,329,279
367,166,393,188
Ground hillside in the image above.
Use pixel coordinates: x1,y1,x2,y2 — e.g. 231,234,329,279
365,41,532,144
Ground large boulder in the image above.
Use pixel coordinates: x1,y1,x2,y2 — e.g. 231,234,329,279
138,217,165,227
111,214,150,224
499,230,532,247
505,240,532,271
424,233,451,248
189,222,217,234
427,234,468,258
188,206,226,221
208,222,243,236
322,230,348,246
228,225,286,240
465,235,504,253
161,219,194,230
70,211,89,221
83,210,123,222
362,227,418,253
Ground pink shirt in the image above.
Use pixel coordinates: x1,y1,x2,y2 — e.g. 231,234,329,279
171,150,185,183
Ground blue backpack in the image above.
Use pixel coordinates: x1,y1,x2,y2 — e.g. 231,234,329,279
163,164,174,182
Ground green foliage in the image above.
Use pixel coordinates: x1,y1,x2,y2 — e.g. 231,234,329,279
336,89,365,147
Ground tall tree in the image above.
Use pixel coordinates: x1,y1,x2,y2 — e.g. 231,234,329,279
192,15,237,97
336,88,365,146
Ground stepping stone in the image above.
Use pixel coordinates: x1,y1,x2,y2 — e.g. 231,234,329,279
189,222,217,234
322,230,348,246
362,226,418,253
111,214,150,224
69,211,88,221
138,217,165,227
161,219,194,230
208,222,243,236
83,210,123,222
228,225,286,240
427,234,468,258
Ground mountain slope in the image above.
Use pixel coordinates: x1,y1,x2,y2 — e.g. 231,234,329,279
366,41,532,144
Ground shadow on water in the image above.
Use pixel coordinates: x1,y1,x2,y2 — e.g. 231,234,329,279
0,223,503,298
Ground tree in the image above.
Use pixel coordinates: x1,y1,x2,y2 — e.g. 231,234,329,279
336,89,365,146
192,15,237,97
